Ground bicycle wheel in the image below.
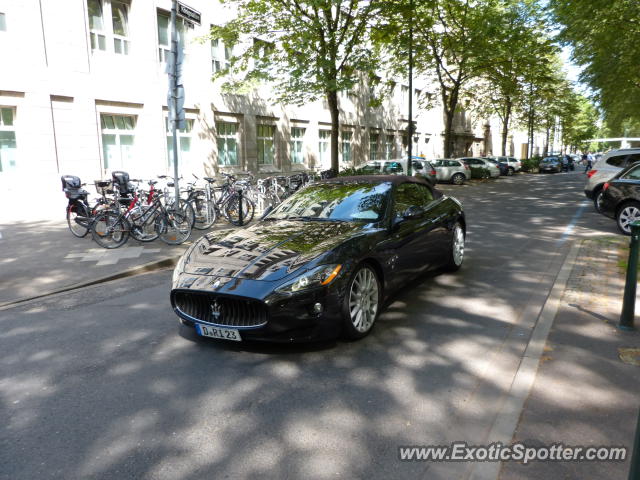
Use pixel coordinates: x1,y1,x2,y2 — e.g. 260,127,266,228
192,194,217,230
91,211,129,249
129,209,160,242
225,194,255,226
67,203,90,238
156,209,192,245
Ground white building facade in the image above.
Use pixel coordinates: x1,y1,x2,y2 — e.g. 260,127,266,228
0,0,544,220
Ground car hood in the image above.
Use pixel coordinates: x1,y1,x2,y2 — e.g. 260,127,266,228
183,220,367,281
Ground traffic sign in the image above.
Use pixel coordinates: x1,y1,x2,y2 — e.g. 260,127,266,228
177,2,201,25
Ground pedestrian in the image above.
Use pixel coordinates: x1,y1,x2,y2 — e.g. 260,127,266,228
583,152,592,173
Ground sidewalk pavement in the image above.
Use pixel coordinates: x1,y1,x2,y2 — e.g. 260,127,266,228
500,236,640,479
0,219,231,307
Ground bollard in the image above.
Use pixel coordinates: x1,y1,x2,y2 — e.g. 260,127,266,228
619,220,640,330
238,188,244,226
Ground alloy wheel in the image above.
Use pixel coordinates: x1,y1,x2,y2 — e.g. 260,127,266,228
348,267,379,333
618,205,640,234
452,224,465,266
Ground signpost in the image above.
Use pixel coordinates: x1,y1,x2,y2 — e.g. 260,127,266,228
168,0,198,209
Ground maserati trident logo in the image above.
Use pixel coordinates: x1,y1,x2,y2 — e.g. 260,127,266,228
212,279,221,289
210,301,222,320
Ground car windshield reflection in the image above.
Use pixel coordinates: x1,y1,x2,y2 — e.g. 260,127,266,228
266,182,391,222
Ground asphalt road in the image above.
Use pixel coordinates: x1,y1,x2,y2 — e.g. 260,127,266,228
0,170,618,480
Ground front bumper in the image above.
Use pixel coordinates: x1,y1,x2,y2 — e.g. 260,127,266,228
170,275,346,342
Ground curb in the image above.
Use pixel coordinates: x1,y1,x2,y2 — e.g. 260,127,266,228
0,256,179,311
468,240,581,480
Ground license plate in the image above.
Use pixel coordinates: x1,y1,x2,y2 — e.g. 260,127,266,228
196,324,241,342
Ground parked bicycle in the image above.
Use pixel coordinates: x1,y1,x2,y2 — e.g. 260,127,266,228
91,171,192,249
61,175,113,238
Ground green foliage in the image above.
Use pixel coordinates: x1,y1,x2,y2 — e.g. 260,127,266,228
550,0,640,131
520,156,541,172
468,166,491,179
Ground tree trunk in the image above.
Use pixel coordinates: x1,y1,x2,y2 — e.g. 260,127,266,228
326,90,340,175
543,124,550,156
501,98,512,156
443,109,455,159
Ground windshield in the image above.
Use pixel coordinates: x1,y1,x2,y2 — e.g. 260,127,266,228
542,157,558,163
266,182,391,222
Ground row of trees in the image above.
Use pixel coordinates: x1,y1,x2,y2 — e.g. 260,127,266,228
551,0,640,137
209,0,599,172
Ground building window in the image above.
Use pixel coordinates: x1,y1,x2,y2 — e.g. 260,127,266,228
319,130,331,166
257,124,275,165
290,127,305,164
212,37,232,73
87,0,129,54
369,133,379,161
0,12,7,32
158,10,188,63
384,134,394,160
342,131,352,164
0,107,17,173
100,114,136,170
165,117,194,171
111,1,130,55
217,122,238,166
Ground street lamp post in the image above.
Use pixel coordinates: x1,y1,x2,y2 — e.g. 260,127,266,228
407,0,413,176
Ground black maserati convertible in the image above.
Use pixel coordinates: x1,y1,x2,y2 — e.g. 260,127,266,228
170,175,466,342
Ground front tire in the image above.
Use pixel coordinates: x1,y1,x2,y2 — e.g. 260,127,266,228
67,203,89,238
342,264,381,340
451,173,465,185
617,202,640,235
444,222,465,271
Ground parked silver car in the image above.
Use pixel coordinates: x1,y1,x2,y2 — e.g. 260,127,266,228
584,148,640,211
432,158,470,185
489,156,522,174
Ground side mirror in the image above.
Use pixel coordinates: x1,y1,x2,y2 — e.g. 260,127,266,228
403,205,424,219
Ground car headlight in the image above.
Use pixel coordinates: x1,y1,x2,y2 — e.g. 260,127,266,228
276,264,342,294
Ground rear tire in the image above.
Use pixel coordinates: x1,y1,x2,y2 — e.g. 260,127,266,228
451,173,465,185
192,194,217,230
225,195,255,226
156,210,192,245
67,203,89,238
507,167,514,176
91,211,129,249
617,201,640,235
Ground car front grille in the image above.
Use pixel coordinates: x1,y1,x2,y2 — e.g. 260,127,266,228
173,291,268,328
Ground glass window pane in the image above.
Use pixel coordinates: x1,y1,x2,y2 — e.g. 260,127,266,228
227,139,237,165
0,13,7,32
103,115,115,129
115,116,125,129
88,0,104,31
102,134,116,169
111,1,128,36
0,131,17,171
97,34,106,50
157,13,169,46
120,134,134,166
114,38,122,54
1,108,13,126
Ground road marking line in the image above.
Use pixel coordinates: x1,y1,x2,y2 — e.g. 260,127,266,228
556,201,589,246
468,240,581,480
